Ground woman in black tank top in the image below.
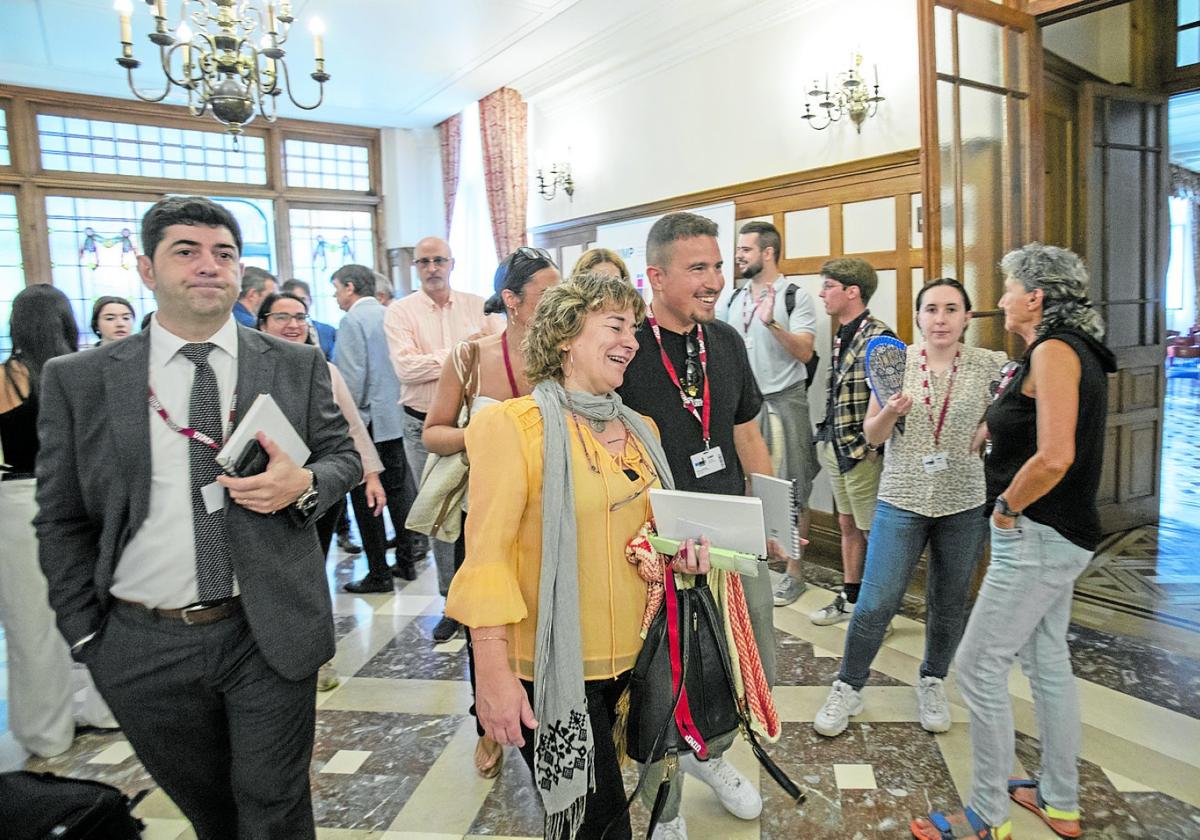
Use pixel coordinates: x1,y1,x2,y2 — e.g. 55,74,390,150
912,245,1116,840
0,285,116,756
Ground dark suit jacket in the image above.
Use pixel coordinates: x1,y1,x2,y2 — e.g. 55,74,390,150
34,325,362,681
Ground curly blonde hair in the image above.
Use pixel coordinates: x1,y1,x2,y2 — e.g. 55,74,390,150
523,272,647,384
569,248,630,282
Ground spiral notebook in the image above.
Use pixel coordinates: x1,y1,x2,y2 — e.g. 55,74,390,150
750,473,800,560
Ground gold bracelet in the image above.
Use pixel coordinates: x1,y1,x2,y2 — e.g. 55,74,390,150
471,633,508,643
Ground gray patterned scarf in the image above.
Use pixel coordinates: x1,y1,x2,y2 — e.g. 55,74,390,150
530,380,674,839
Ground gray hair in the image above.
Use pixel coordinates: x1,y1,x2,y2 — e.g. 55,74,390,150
1000,243,1105,341
373,271,393,301
331,263,376,297
646,212,719,268
240,265,276,296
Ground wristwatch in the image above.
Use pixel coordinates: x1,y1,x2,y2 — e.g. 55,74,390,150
765,319,783,331
994,495,1021,518
293,470,319,516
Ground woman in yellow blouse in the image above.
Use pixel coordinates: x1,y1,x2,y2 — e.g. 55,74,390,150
446,272,709,840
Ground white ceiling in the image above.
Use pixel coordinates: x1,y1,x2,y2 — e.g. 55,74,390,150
1171,90,1200,172
0,0,790,129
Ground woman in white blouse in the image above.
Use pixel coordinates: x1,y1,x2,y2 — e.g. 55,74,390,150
813,278,1007,739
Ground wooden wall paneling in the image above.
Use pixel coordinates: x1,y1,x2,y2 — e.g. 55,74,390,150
895,193,914,344
919,0,942,277
829,204,844,258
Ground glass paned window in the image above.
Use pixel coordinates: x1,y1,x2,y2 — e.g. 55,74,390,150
38,115,267,184
1180,27,1200,67
288,208,375,328
45,195,277,344
0,194,24,355
0,110,10,167
1181,0,1200,26
284,139,370,191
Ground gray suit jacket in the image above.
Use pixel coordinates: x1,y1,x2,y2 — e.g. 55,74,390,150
333,296,406,443
34,326,361,681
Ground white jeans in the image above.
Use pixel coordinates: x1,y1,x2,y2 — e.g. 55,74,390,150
0,478,114,757
956,516,1094,825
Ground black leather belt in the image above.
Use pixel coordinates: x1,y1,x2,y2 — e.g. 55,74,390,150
115,596,240,625
403,405,427,422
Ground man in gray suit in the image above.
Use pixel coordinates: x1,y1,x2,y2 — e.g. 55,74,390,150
331,263,425,589
35,196,361,840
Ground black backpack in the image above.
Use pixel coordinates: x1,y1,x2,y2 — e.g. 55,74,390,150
0,771,148,839
726,283,821,389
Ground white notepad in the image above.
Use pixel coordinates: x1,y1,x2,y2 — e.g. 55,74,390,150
751,473,800,560
649,488,767,558
216,393,310,473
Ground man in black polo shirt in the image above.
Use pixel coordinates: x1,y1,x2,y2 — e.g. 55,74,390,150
618,211,776,836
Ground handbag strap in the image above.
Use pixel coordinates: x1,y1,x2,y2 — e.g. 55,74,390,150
664,569,708,759
451,340,481,422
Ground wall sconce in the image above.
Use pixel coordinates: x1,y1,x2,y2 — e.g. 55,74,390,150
802,53,884,133
536,162,574,201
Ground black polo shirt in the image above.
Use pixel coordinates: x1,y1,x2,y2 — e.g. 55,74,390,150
618,318,763,496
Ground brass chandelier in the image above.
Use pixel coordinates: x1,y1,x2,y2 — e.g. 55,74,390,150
802,53,884,134
113,0,330,141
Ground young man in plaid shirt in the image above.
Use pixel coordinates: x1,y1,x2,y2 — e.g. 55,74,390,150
811,258,896,625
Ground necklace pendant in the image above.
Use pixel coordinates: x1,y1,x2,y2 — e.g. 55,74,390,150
589,418,607,433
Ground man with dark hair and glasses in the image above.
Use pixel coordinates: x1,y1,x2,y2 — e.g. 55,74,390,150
617,211,778,837
384,236,500,641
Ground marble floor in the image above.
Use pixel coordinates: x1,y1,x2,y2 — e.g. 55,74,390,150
2,543,1199,840
2,377,1199,838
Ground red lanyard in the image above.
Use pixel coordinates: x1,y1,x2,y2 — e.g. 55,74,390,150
918,346,959,448
740,286,765,334
664,567,709,758
993,363,1018,401
647,311,711,448
148,388,236,450
500,331,520,399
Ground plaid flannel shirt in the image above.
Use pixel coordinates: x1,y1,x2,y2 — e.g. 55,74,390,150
815,313,896,470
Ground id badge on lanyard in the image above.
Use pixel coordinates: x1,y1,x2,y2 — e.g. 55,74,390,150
647,313,725,479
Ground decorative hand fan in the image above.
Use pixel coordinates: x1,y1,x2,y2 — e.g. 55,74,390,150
865,336,907,403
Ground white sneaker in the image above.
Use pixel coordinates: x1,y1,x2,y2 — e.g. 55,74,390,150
917,676,951,733
813,680,864,737
679,753,762,820
651,815,688,840
809,592,855,625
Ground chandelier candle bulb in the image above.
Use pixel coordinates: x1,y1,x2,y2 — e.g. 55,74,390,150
114,0,132,43
309,17,324,61
267,3,277,35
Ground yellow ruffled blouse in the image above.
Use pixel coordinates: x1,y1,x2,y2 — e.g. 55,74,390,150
445,396,659,681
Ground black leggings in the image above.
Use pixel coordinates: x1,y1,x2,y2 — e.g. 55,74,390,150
517,673,632,840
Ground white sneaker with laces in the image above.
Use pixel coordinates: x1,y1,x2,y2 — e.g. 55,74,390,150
813,680,864,737
651,815,688,840
809,592,855,625
917,676,952,733
679,753,762,820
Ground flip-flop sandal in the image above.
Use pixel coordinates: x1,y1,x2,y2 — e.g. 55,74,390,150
1008,779,1081,838
911,807,1011,839
474,734,504,780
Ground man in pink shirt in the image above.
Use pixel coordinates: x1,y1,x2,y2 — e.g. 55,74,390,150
384,236,498,641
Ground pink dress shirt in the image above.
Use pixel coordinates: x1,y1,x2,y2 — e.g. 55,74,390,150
383,288,500,412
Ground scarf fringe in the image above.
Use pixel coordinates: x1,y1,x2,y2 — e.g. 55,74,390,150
543,749,595,840
612,685,632,769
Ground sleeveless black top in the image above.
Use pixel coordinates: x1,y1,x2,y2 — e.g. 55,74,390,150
985,328,1116,551
0,362,38,474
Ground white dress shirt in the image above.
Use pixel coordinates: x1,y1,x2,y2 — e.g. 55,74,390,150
111,315,240,608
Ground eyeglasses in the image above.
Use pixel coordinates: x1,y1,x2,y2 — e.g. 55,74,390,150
265,312,309,325
413,256,452,269
683,331,702,398
821,280,847,292
610,468,660,512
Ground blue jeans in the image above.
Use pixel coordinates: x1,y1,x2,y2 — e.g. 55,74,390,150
956,517,1094,826
838,501,987,690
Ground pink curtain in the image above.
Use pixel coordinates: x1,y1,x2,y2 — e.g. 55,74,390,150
437,113,463,238
479,87,528,260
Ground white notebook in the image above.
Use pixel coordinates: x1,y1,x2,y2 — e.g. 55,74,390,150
648,488,767,558
216,393,310,473
751,473,800,560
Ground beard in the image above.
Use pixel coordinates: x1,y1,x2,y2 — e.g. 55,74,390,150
740,260,762,279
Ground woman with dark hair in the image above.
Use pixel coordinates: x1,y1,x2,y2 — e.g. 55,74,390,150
1,284,114,757
91,295,136,345
912,246,1115,840
814,278,1007,740
258,291,385,690
423,246,560,778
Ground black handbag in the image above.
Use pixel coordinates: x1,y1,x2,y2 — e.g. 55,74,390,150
0,771,149,839
614,572,805,839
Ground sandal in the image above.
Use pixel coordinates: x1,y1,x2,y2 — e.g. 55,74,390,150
911,807,1012,839
1008,779,1081,838
474,734,503,779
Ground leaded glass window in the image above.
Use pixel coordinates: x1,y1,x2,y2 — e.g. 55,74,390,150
284,139,370,191
288,207,374,328
0,194,23,355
